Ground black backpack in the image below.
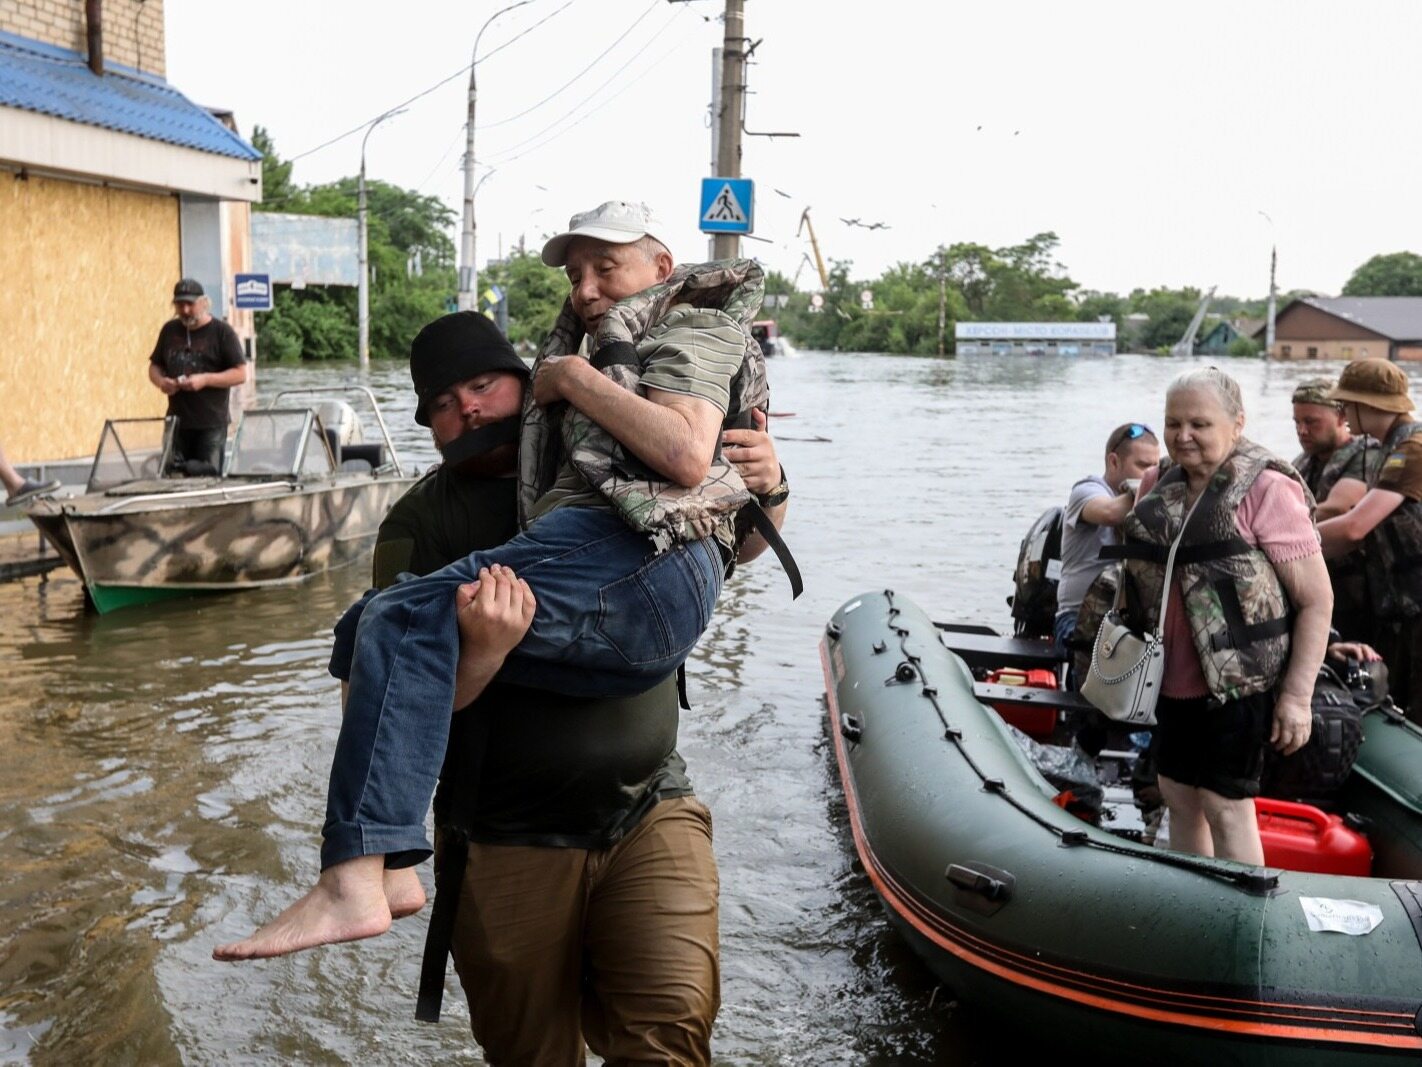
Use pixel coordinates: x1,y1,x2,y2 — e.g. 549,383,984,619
1260,659,1384,801
1009,507,1064,639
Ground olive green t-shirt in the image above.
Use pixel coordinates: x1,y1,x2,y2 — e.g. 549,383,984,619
373,462,692,848
525,306,746,521
1374,437,1422,502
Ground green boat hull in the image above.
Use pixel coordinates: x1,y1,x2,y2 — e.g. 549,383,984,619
87,582,217,614
823,589,1422,1065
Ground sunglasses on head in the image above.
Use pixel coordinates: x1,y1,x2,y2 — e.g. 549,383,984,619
1110,423,1153,450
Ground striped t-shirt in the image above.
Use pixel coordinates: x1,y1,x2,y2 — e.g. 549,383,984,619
527,305,746,519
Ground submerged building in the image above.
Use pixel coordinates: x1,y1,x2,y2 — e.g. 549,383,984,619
1259,297,1422,362
954,321,1116,357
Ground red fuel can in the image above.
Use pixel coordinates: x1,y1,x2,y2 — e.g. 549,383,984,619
1255,797,1372,877
985,667,1060,740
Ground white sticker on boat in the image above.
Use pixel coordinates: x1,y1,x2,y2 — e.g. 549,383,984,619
1045,559,1063,581
844,599,862,614
1298,896,1383,935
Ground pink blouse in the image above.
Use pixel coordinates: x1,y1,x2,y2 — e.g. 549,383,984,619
1135,466,1319,698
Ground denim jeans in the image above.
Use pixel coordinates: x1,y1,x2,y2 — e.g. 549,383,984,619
321,507,723,869
1053,609,1079,690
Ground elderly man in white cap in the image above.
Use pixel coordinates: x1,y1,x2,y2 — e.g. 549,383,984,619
219,201,787,1066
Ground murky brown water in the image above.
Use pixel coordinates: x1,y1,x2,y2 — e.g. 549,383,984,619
0,353,1392,1064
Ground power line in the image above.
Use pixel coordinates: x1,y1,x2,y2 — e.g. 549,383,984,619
286,0,578,164
482,5,689,163
478,0,661,130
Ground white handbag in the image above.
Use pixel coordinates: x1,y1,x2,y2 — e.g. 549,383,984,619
1081,493,1204,726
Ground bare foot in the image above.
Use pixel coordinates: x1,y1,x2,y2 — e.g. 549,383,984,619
213,856,390,961
384,866,426,919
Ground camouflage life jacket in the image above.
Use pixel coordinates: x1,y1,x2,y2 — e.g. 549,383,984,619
1293,435,1376,503
1106,439,1313,703
1069,562,1119,687
1363,421,1422,620
1294,436,1380,631
518,259,769,552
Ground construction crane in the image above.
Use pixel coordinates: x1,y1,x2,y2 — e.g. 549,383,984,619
1171,287,1217,357
797,208,830,291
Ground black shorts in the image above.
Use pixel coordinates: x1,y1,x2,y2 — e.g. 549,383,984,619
1154,691,1273,800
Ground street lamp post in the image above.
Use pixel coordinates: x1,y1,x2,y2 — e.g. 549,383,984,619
458,0,535,312
1259,210,1277,358
358,107,405,369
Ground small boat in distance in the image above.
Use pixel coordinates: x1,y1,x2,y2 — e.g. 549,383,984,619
752,319,788,357
26,387,415,613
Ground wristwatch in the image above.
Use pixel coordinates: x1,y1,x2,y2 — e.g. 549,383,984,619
756,465,790,508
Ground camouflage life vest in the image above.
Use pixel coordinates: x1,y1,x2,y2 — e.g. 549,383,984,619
1108,439,1313,703
1069,562,1119,687
1293,435,1376,503
1363,421,1422,621
1294,436,1380,630
518,260,769,552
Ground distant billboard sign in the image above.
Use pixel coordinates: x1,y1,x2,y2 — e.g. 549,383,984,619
251,213,360,287
955,321,1116,341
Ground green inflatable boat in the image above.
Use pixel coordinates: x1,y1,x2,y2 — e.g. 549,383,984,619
822,589,1422,1065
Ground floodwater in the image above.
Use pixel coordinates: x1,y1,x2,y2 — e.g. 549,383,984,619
0,352,1386,1065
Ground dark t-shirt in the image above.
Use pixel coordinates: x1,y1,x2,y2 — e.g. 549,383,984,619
373,463,693,849
148,318,245,429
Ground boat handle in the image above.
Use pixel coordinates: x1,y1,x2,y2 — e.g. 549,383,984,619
839,713,863,742
946,863,1012,901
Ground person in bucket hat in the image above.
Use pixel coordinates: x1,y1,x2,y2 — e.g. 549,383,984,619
1319,359,1422,720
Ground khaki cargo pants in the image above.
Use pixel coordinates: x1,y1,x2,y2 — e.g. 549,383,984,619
448,796,720,1066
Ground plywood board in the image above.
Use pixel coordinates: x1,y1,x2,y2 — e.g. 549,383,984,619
0,174,177,460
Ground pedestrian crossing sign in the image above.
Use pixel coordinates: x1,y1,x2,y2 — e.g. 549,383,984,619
699,177,754,234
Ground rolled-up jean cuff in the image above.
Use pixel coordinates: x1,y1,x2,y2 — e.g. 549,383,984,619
320,820,432,871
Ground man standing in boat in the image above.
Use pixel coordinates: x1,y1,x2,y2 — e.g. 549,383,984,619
1289,376,1380,646
1054,423,1160,675
325,203,787,1062
147,278,247,474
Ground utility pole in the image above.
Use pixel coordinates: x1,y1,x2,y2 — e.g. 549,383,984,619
1266,244,1278,357
358,107,404,370
938,270,947,357
712,0,745,261
458,0,534,313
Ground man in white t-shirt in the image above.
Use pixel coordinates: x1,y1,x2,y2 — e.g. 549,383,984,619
1054,422,1161,674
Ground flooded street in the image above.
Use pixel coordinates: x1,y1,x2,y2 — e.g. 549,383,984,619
0,352,1384,1064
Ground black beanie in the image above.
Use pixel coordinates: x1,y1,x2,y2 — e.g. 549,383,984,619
410,312,528,426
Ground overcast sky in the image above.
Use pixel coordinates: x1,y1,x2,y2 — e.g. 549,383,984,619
167,0,1422,299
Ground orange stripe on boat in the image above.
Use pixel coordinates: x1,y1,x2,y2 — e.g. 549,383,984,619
819,640,1422,1050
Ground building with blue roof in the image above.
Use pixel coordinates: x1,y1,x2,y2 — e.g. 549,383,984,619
0,1,262,464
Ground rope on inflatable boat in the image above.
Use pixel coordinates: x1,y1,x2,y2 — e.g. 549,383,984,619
878,588,1280,896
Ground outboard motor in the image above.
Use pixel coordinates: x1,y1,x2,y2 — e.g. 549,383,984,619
1009,506,1064,639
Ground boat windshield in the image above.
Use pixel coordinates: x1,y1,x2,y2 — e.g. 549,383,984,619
227,410,334,478
86,417,175,492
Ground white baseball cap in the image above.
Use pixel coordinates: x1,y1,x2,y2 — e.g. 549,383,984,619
541,200,665,266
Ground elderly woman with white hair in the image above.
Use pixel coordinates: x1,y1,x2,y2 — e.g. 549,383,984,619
1112,367,1332,864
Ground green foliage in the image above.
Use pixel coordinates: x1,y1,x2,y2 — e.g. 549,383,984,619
1226,335,1261,357
251,131,458,361
251,125,295,207
260,289,358,362
1342,252,1422,297
1128,287,1203,351
480,252,570,347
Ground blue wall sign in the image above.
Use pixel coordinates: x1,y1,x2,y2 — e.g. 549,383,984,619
699,178,754,234
234,273,273,311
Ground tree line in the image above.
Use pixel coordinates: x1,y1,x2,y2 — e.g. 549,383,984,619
248,129,1422,360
